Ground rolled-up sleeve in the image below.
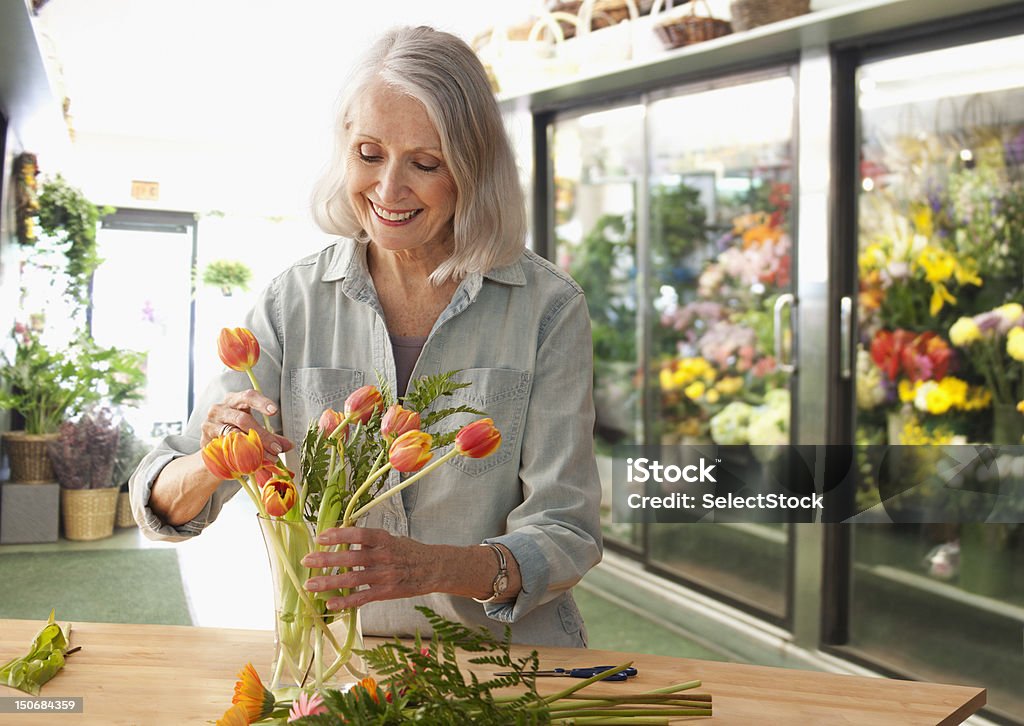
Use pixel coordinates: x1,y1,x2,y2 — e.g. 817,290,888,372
129,278,285,541
484,291,603,622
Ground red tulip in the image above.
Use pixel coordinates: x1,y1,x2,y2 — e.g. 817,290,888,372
344,385,383,425
218,327,260,372
201,438,233,480
262,478,297,517
455,418,501,459
223,429,264,476
317,408,347,440
381,404,421,440
388,430,433,472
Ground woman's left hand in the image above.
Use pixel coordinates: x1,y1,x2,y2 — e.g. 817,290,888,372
301,527,443,611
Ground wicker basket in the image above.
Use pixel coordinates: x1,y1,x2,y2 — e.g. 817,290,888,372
2,432,58,483
115,490,135,528
61,487,118,541
549,0,654,37
729,0,810,32
654,0,731,50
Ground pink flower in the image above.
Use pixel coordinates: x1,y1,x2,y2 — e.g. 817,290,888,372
288,691,327,721
317,408,347,440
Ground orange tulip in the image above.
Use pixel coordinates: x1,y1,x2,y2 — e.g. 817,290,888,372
455,418,502,459
262,477,297,517
222,429,264,476
318,407,347,439
381,404,421,440
388,430,433,472
253,461,293,489
201,438,233,480
231,662,274,722
344,385,383,425
218,327,260,372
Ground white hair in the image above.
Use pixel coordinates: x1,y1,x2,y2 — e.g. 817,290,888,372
310,26,526,285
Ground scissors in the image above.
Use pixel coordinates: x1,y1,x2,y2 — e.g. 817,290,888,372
495,666,638,681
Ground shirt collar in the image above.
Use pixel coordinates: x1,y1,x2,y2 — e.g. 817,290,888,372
321,238,526,287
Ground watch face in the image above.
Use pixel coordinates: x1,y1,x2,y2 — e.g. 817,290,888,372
495,574,510,595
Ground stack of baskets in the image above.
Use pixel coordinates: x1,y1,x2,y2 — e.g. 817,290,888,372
653,0,731,50
729,0,810,32
548,0,655,37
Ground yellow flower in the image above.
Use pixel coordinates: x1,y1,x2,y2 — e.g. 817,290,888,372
949,317,981,347
929,283,957,316
1018,400,1024,414
715,376,744,396
965,386,992,411
1008,327,1024,362
898,379,917,403
911,204,933,238
659,367,675,391
705,389,721,404
231,663,274,723
916,246,956,283
684,381,706,400
995,303,1023,326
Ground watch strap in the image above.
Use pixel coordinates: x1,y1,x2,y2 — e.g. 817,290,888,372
473,543,509,604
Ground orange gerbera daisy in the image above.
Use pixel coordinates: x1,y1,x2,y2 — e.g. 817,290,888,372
231,663,275,722
215,703,250,726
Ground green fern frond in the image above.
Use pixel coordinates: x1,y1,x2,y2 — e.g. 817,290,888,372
421,404,485,428
403,370,470,413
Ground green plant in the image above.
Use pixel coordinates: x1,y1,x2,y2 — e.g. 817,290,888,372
0,326,146,435
36,174,114,309
47,409,121,489
202,259,253,295
112,420,151,487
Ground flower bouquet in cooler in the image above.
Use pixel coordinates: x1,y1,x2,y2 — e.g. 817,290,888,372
202,327,501,696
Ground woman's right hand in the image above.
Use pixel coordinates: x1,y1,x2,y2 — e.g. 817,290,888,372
201,389,293,457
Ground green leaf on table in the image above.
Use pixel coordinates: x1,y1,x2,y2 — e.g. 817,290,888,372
0,609,73,696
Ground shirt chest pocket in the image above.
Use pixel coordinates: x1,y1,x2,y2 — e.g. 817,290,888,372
289,367,365,438
440,367,531,477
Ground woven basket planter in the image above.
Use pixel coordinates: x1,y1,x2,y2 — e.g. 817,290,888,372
729,0,809,32
61,487,118,541
115,490,136,528
2,432,58,483
654,0,731,50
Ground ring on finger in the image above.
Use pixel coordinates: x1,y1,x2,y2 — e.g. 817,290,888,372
219,423,236,438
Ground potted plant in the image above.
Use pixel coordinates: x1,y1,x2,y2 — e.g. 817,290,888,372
112,421,150,528
201,259,253,296
48,409,121,540
0,325,146,482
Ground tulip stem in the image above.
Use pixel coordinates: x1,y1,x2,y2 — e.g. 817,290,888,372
349,448,460,521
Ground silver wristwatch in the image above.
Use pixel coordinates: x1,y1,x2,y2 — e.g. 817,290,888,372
473,543,509,604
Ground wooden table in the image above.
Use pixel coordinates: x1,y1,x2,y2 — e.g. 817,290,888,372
0,619,985,725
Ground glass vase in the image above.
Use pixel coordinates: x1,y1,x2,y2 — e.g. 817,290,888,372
256,515,366,696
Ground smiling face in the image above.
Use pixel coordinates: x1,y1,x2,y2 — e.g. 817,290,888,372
344,82,458,258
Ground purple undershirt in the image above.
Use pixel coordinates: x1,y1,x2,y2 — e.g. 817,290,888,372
390,334,428,397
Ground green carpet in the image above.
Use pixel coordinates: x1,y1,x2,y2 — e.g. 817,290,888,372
0,549,192,625
573,586,726,661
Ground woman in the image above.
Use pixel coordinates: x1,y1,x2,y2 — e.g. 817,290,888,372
130,26,602,647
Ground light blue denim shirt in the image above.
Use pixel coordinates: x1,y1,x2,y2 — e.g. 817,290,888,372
130,239,603,647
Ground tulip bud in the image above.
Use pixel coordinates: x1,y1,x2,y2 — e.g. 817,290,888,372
388,430,433,472
223,429,264,476
317,408,347,440
344,385,383,426
218,327,260,372
455,418,501,459
262,478,297,517
254,461,293,489
201,438,233,480
380,404,421,440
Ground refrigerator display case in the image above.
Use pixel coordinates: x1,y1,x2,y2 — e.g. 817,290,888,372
849,31,1024,719
549,69,797,620
508,1,1024,721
